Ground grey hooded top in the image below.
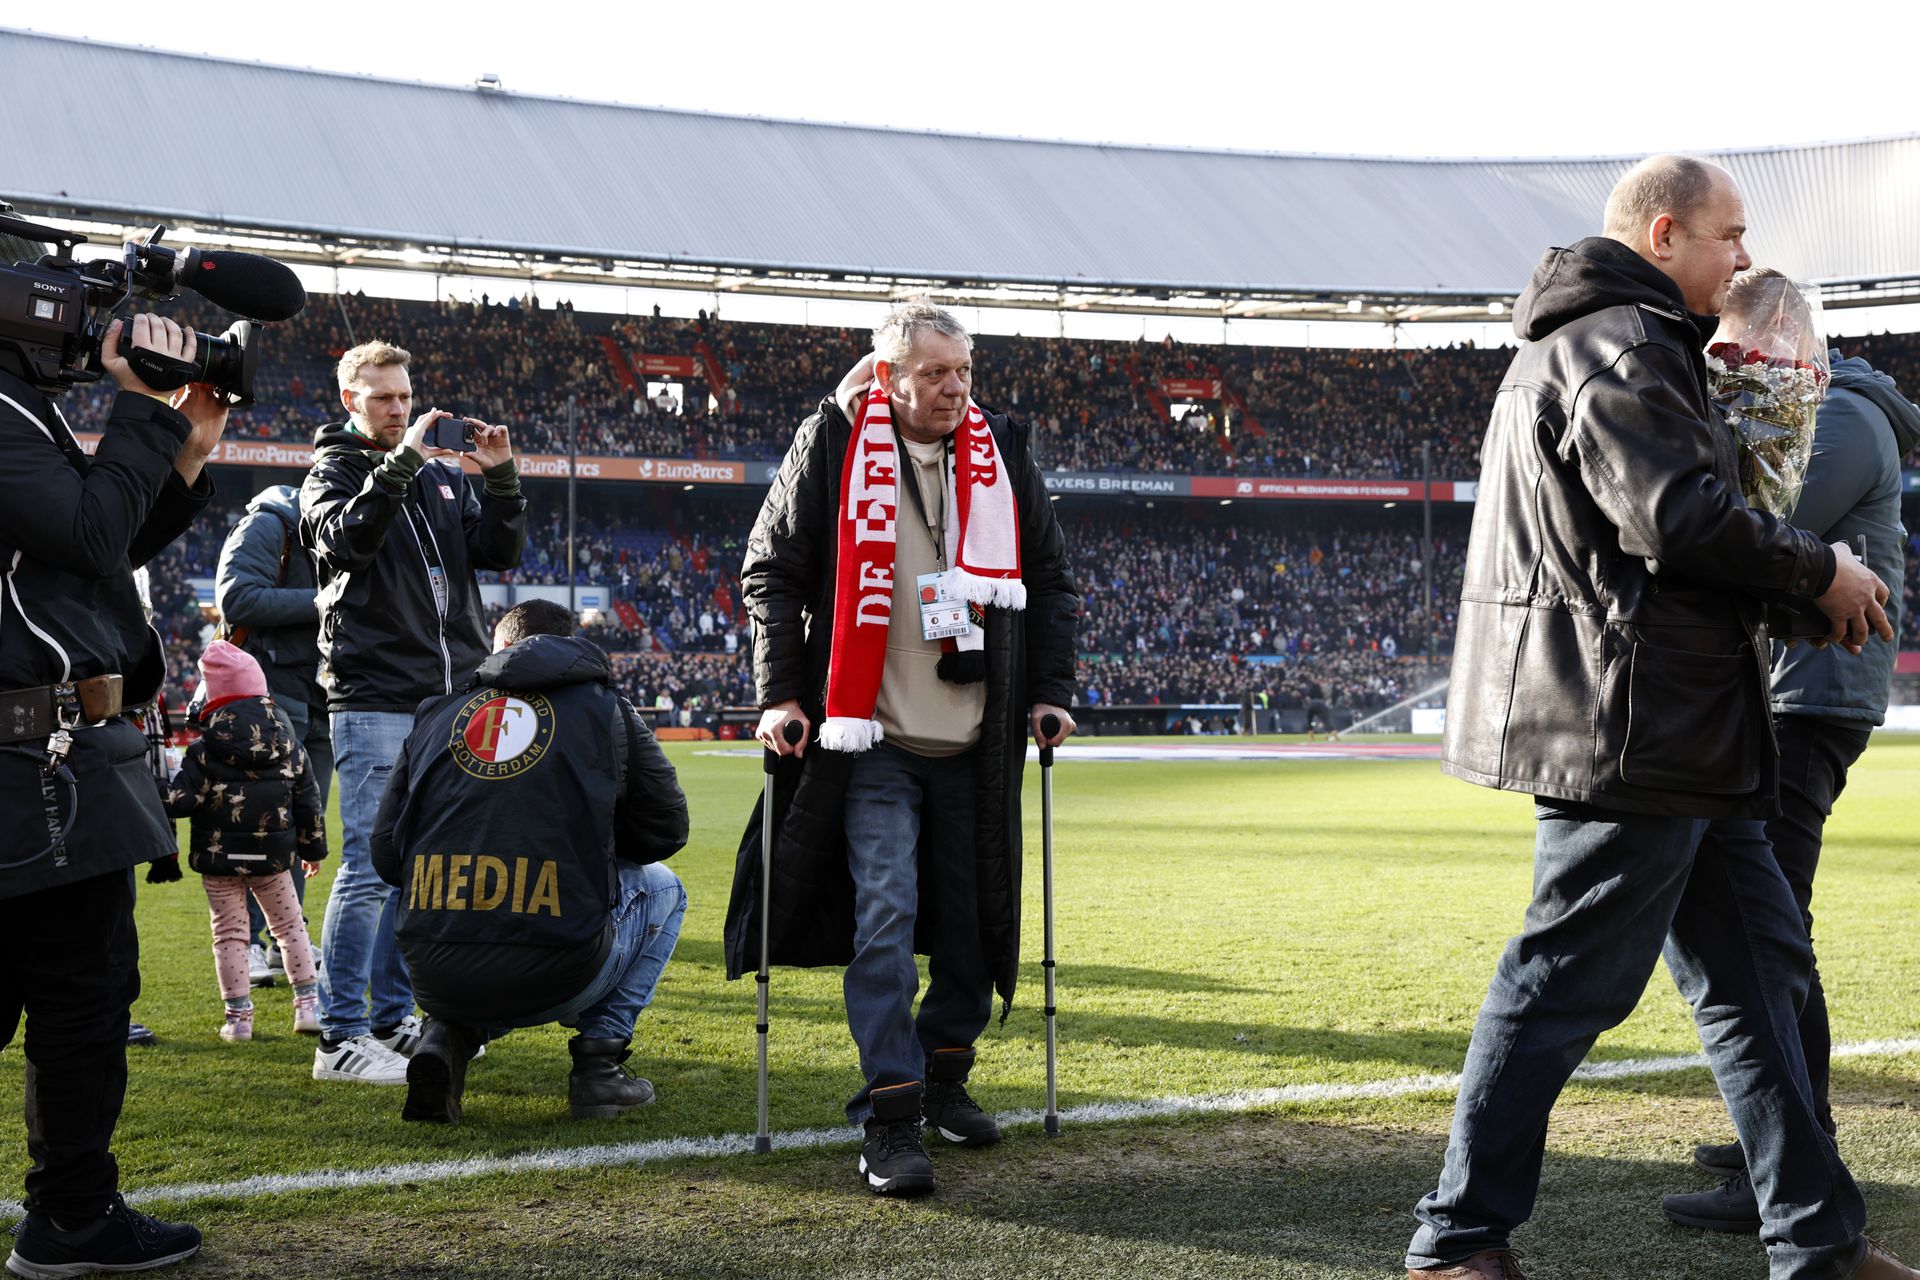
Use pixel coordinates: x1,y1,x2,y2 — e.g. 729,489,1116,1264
1769,352,1920,724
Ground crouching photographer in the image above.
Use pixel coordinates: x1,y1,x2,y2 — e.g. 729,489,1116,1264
370,600,689,1126
0,313,221,1275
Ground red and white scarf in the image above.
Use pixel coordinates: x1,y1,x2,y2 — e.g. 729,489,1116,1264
820,385,1024,753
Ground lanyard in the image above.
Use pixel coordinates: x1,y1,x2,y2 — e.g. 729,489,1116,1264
893,431,951,572
403,499,449,621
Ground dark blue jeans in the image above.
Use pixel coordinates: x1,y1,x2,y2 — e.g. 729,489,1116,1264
1408,802,1867,1279
1759,716,1874,1136
841,743,994,1122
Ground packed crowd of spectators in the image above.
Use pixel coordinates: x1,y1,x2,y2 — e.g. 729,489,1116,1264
1065,505,1460,712
104,296,1918,720
130,483,1918,723
1905,535,1920,649
56,290,1920,481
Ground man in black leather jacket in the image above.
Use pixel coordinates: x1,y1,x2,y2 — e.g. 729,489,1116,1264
1,294,219,1277
1405,157,1907,1280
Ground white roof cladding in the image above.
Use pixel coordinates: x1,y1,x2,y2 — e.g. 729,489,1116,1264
6,28,1917,301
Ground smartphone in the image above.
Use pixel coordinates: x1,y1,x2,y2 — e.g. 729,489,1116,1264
428,415,477,452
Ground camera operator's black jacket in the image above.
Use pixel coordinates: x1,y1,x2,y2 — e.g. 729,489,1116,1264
300,425,527,712
721,399,1080,1015
1443,238,1836,818
369,635,688,1026
0,372,213,899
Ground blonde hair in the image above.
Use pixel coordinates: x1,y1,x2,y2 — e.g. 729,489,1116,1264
335,340,412,391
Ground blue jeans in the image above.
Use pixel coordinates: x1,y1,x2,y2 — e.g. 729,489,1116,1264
481,862,687,1042
318,710,414,1040
1408,803,1867,1280
249,698,333,949
842,743,994,1122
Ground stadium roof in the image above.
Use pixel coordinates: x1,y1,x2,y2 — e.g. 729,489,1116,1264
7,28,1920,321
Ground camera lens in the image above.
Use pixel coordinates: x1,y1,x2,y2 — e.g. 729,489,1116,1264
198,320,259,407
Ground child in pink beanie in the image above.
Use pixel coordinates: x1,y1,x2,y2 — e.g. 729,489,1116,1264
161,642,327,1041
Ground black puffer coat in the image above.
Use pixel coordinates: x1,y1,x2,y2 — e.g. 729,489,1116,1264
1443,238,1836,818
161,697,325,876
722,400,1080,1012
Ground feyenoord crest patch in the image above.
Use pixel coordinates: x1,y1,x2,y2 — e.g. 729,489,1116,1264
449,690,556,780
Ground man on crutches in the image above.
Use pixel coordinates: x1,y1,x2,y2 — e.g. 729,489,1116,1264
722,300,1080,1196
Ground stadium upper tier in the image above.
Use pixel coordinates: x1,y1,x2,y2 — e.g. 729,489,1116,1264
54,293,1920,479
6,27,1920,319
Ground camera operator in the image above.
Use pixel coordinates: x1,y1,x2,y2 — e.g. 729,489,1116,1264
300,340,527,1084
1,259,217,1272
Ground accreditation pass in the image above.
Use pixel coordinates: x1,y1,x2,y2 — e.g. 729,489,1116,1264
916,573,971,641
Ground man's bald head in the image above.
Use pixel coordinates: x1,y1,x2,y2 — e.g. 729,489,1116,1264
1603,154,1752,315
1603,155,1728,245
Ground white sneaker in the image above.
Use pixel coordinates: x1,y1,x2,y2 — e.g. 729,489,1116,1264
265,945,287,977
373,1014,426,1057
312,1034,410,1084
247,944,274,988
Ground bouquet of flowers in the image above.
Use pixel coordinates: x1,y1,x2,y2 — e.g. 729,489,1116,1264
1704,271,1828,519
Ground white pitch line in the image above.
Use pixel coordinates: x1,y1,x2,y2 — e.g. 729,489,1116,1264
109,1037,1920,1211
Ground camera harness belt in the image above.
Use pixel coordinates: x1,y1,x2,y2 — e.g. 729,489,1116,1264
0,685,86,870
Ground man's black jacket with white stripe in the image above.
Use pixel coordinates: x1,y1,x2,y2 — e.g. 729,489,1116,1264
299,421,528,714
0,369,212,898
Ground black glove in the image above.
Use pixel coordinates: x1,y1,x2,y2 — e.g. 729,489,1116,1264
146,854,182,884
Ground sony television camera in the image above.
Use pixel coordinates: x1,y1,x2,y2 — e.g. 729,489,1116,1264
0,201,306,407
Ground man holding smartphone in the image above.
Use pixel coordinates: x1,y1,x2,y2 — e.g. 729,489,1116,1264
298,339,528,1084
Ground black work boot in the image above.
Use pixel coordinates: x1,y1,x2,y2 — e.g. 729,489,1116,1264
567,1035,655,1119
1692,1139,1746,1178
860,1081,934,1195
403,1017,481,1124
923,1047,1002,1147
1661,1169,1762,1234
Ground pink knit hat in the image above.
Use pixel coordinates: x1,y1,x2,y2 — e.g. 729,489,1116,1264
199,640,269,712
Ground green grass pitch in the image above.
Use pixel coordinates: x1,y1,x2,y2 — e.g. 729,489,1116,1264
4,735,1916,1278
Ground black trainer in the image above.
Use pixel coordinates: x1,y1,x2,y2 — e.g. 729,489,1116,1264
924,1047,1002,1147
403,1018,481,1125
1661,1169,1762,1234
1692,1139,1745,1178
860,1082,934,1196
5,1194,201,1278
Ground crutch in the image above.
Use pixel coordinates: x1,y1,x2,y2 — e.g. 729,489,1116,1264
755,717,804,1154
1038,712,1062,1138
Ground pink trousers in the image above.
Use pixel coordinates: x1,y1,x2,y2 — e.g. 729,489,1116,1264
203,872,318,1002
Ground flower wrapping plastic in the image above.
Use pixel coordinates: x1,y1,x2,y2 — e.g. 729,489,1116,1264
1705,272,1828,519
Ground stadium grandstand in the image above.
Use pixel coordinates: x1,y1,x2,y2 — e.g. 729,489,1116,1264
7,26,1919,733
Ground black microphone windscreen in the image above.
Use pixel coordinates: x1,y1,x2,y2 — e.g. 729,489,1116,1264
180,250,307,322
